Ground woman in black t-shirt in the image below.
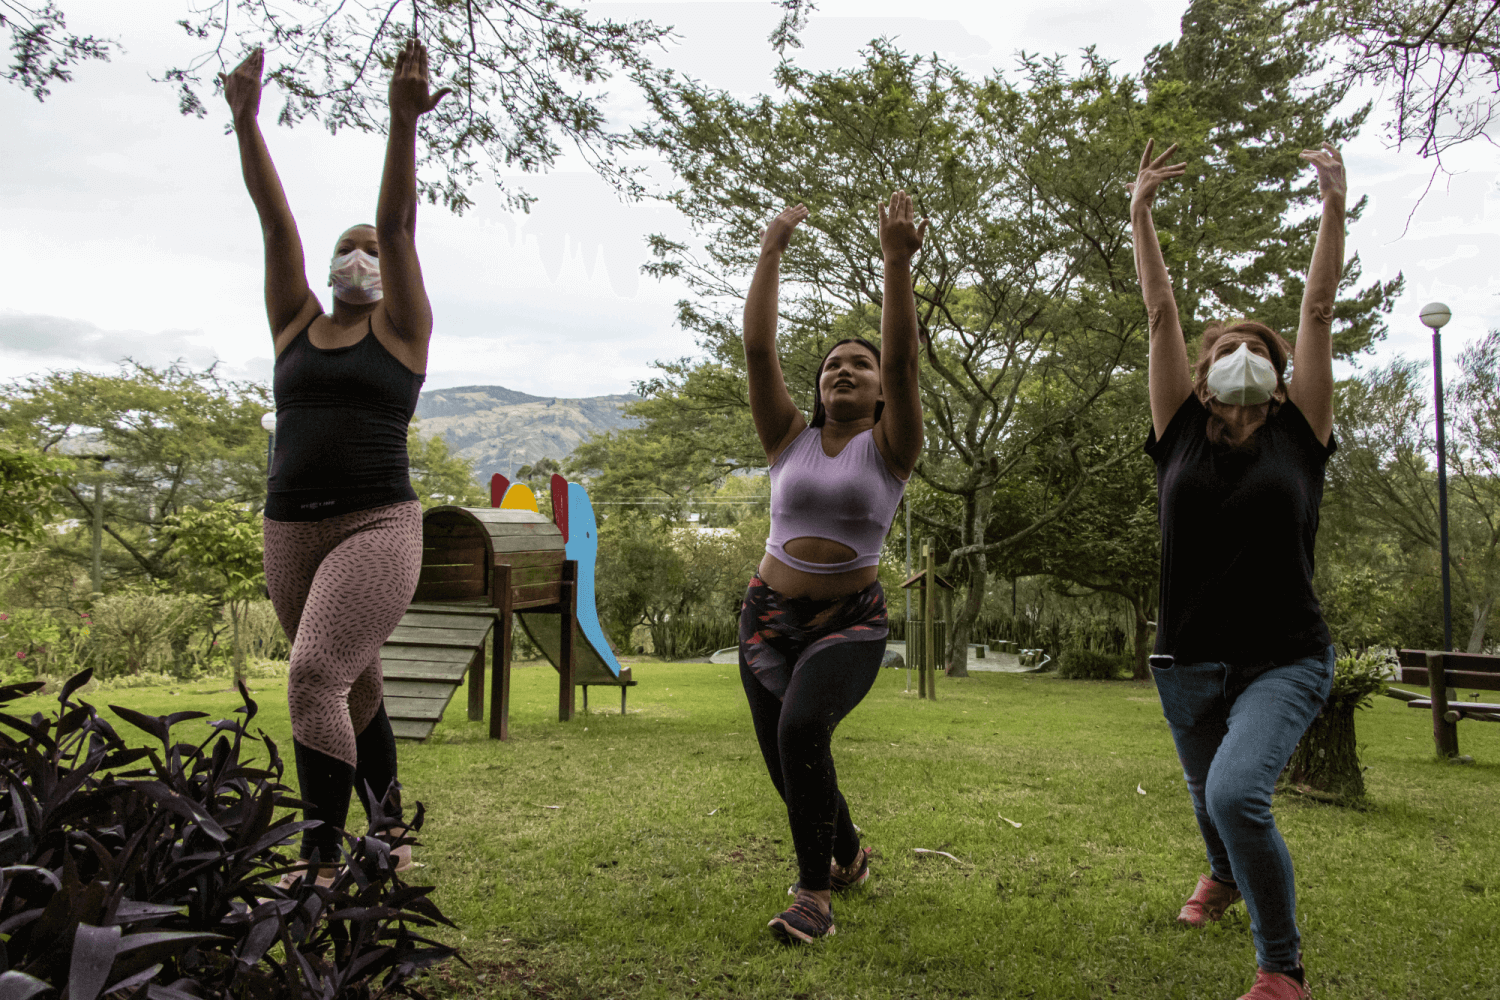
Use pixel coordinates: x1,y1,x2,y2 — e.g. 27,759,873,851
1130,140,1346,1000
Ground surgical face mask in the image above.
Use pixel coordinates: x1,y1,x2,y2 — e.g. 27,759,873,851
329,249,383,304
1206,343,1279,406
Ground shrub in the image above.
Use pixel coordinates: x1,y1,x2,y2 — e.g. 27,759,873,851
238,599,291,660
88,592,207,676
1058,648,1130,680
0,670,459,996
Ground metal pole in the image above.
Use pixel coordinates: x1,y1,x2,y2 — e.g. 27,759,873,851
1421,303,1455,652
1433,328,1454,652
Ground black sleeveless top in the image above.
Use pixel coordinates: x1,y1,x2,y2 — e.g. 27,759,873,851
266,318,424,522
1144,394,1336,669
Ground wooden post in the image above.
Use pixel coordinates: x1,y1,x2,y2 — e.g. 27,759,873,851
489,564,514,740
558,560,577,722
1428,651,1459,757
924,541,936,701
466,637,486,722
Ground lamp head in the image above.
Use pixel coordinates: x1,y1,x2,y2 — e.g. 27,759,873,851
1420,301,1452,330
260,411,278,433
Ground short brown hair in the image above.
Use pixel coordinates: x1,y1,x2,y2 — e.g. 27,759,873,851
1194,320,1293,447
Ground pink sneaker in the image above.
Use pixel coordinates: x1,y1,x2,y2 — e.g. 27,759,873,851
1237,968,1309,1000
1177,874,1242,927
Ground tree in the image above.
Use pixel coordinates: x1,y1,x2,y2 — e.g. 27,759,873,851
161,0,671,213
1036,449,1162,678
634,2,1397,674
1297,0,1500,166
1329,335,1500,652
2,2,112,100
408,423,486,507
168,501,266,683
0,363,270,587
0,444,64,550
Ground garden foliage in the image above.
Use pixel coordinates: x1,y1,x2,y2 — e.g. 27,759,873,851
1057,648,1131,681
0,670,458,997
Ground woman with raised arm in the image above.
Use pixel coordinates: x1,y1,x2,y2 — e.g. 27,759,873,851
1131,140,1346,1000
222,40,450,884
738,193,926,944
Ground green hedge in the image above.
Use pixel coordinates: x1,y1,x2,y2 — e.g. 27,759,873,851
1058,648,1131,680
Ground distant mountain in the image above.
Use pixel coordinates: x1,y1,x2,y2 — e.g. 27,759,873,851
413,385,639,484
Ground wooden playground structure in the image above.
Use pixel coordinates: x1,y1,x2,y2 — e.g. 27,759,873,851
379,474,634,741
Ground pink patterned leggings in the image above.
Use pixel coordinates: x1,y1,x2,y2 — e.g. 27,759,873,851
263,501,423,767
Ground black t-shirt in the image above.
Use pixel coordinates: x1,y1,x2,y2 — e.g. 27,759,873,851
1144,394,1336,668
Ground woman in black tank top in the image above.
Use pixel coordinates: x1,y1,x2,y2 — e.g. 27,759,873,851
1131,141,1347,1000
222,39,451,883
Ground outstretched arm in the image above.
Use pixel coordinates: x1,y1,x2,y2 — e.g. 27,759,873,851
376,40,452,355
873,190,927,479
745,205,811,464
222,49,316,340
1287,144,1345,447
1128,140,1192,439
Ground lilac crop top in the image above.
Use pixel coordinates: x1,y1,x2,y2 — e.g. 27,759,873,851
765,426,907,574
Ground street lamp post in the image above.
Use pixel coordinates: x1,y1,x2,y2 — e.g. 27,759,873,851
260,411,277,476
1420,301,1454,652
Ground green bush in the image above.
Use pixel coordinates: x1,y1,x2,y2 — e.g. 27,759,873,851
88,591,207,677
1058,648,1130,680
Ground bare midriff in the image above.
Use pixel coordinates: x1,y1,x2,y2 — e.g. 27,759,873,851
757,536,878,601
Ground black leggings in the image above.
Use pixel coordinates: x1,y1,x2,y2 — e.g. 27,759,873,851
740,639,884,891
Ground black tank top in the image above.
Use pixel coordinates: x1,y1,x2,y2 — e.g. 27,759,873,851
266,318,424,522
1144,394,1336,669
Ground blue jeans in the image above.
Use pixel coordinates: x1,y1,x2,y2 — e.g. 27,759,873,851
1152,646,1335,973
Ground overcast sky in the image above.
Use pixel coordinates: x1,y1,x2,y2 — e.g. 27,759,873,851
2,0,1496,398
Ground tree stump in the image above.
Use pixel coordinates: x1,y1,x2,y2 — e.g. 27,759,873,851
1281,650,1390,805
1284,702,1365,801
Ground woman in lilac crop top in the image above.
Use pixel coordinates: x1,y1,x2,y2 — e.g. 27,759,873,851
737,192,927,945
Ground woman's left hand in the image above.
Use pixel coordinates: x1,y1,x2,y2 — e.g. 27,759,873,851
879,190,928,261
389,38,452,123
1300,142,1346,202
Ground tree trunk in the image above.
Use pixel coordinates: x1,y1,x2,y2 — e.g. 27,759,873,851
1130,597,1151,681
948,552,986,678
229,599,246,684
947,493,992,678
1466,593,1495,654
1284,703,1365,802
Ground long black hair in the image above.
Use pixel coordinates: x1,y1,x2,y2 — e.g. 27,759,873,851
809,337,883,428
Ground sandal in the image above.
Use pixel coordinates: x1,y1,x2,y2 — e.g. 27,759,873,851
767,897,835,944
788,846,873,896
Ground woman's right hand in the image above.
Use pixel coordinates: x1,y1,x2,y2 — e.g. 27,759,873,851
1127,139,1186,214
760,204,809,258
220,48,264,124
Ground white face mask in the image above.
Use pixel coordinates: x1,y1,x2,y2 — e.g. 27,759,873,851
1206,343,1279,406
329,249,383,304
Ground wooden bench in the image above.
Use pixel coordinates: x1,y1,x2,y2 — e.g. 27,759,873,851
1392,649,1500,758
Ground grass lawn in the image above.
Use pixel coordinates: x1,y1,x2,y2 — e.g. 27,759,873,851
13,660,1498,1000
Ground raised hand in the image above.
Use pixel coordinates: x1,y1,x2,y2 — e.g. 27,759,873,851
389,38,453,124
220,48,264,124
1127,139,1187,213
879,190,928,261
761,204,810,257
1299,142,1347,202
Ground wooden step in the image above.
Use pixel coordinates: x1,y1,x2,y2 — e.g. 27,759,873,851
391,718,439,740
385,626,493,647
